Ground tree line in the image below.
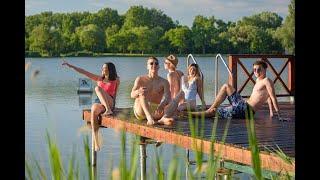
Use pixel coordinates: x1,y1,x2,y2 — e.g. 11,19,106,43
25,0,294,57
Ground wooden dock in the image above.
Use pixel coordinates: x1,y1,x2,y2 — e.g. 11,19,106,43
82,102,295,174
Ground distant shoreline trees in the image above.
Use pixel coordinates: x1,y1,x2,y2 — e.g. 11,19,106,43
25,0,295,57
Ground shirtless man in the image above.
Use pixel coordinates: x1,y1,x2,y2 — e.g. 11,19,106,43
131,56,172,125
192,60,283,120
164,54,184,99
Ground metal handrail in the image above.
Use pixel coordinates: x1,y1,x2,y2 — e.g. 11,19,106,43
186,54,204,77
215,54,233,98
186,54,204,102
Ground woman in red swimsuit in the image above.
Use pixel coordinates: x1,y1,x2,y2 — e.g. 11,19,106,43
62,60,120,151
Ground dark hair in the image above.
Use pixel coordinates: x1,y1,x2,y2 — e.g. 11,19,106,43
147,56,159,63
253,60,268,69
187,63,200,77
104,62,118,81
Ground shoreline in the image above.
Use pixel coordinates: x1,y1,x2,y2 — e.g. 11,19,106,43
25,52,223,58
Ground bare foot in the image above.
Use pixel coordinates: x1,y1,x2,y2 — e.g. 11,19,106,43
158,117,174,125
147,119,155,125
101,110,113,117
146,115,155,125
94,143,100,151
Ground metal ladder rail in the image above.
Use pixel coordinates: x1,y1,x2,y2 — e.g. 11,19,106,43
186,54,204,102
214,54,233,98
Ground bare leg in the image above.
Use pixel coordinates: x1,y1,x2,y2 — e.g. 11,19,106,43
91,103,105,151
208,84,235,111
137,94,155,125
190,84,235,118
158,91,185,125
95,86,114,116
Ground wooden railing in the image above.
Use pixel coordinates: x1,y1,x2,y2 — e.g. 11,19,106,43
227,54,295,98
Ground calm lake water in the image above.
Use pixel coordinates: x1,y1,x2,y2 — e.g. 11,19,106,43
25,56,290,179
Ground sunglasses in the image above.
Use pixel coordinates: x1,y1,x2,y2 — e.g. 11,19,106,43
149,62,159,66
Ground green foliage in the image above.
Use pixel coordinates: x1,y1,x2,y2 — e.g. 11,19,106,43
29,24,64,56
275,0,295,54
164,26,192,54
240,12,283,30
123,6,175,31
25,4,293,56
76,24,106,53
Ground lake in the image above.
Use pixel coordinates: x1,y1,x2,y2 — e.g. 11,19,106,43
25,56,290,179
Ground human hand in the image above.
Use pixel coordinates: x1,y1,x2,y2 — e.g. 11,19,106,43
155,106,164,116
137,87,147,96
61,59,70,67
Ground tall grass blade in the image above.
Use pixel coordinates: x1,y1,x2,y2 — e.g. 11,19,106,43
25,156,34,180
120,130,127,180
128,136,138,180
154,147,164,180
245,106,263,180
67,145,76,180
46,131,65,180
83,135,92,180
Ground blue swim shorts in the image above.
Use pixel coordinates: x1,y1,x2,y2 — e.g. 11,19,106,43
216,92,253,119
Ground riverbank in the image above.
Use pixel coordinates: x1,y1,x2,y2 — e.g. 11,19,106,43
25,51,221,58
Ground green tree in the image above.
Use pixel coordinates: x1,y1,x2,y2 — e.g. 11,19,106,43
105,25,120,52
76,24,106,52
123,6,175,31
192,15,217,54
29,24,64,56
275,0,295,54
108,30,136,53
164,26,192,54
240,12,283,30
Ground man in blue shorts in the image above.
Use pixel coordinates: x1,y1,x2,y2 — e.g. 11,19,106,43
191,60,283,120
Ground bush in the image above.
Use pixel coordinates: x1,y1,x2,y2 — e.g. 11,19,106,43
25,51,41,57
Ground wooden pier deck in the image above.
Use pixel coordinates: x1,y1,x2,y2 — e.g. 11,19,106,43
82,102,295,174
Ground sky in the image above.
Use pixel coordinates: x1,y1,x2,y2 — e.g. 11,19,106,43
25,0,291,27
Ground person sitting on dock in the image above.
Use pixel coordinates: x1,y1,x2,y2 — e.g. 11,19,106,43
131,56,172,125
62,60,120,151
163,54,184,99
158,63,206,124
191,60,283,120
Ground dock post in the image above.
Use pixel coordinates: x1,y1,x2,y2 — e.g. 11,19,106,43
91,132,97,180
185,149,190,180
140,137,147,180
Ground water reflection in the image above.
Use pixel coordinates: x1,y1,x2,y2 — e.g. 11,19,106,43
78,93,92,106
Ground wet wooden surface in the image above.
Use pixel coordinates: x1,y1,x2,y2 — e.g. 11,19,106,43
83,102,295,173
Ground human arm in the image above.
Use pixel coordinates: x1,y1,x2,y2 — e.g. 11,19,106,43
197,77,206,108
62,60,101,81
130,77,146,99
265,79,282,120
155,80,171,114
167,72,177,99
267,97,273,117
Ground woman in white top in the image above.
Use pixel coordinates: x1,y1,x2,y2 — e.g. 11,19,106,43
158,63,206,124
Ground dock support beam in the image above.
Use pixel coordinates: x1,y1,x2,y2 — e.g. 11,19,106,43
91,132,97,180
140,137,147,180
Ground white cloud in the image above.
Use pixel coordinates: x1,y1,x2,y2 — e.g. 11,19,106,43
25,0,48,15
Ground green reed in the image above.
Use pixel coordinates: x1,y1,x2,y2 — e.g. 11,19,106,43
245,106,263,180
